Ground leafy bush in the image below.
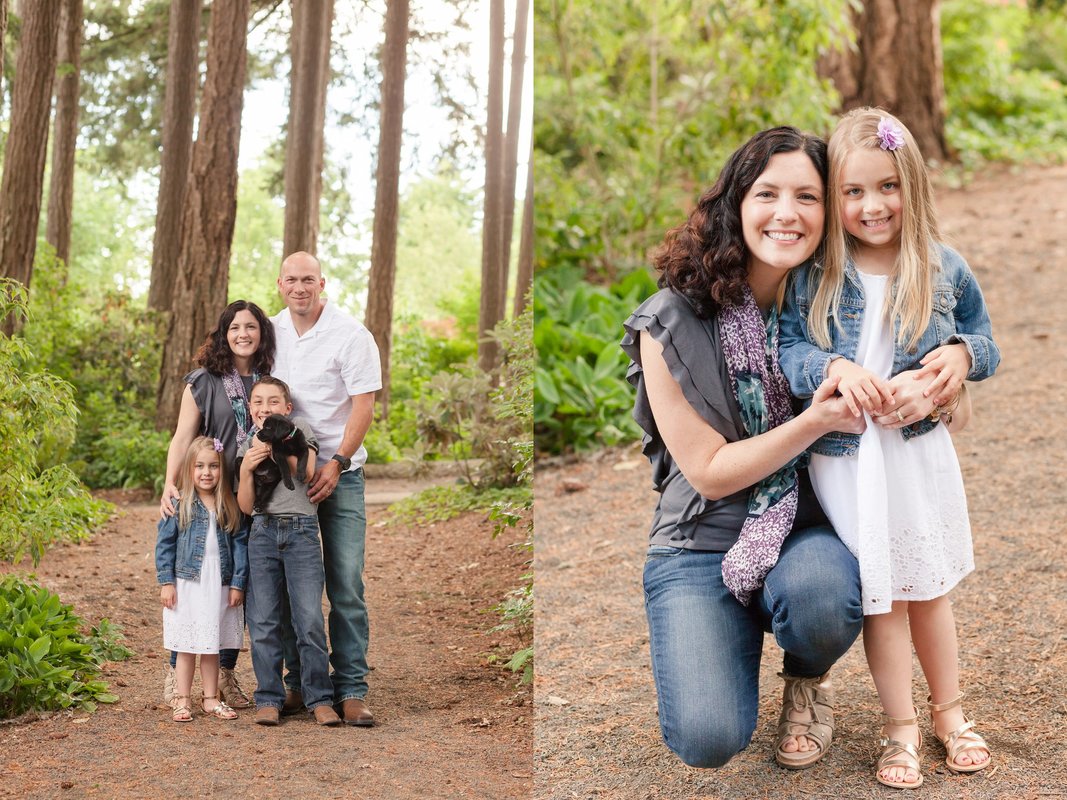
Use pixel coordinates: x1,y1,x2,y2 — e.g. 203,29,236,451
942,0,1067,167
534,267,657,453
411,308,533,489
0,280,112,565
22,247,167,489
0,575,130,717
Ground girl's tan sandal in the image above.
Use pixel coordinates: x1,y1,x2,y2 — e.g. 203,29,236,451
876,712,924,790
927,694,991,774
171,695,194,723
774,671,834,769
202,694,238,720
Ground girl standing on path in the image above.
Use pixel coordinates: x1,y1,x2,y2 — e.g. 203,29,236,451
778,108,1000,789
158,300,275,709
156,436,248,722
622,127,865,771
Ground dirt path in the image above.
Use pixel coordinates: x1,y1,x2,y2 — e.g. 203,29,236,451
1,475,532,799
534,163,1067,799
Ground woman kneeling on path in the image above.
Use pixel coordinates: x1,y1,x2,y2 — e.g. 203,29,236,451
621,127,864,769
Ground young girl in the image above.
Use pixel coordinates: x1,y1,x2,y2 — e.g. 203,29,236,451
155,436,248,722
779,108,1000,789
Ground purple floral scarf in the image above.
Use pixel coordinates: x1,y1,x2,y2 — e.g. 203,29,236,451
221,368,259,449
718,286,799,605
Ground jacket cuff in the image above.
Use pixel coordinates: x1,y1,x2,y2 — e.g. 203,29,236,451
157,573,174,586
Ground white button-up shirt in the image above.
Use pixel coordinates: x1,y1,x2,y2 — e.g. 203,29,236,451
271,301,382,469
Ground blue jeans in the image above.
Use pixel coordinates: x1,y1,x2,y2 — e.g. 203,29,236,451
245,514,333,710
282,468,369,701
643,524,861,769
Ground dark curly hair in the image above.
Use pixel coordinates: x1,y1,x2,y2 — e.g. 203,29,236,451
654,126,828,319
195,300,275,375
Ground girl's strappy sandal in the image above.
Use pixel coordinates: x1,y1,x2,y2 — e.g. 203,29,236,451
774,671,834,769
202,694,238,720
927,693,991,773
171,695,194,723
876,711,924,790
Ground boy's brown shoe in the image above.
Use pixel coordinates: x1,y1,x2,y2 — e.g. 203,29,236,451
254,706,280,726
313,705,343,727
282,689,303,715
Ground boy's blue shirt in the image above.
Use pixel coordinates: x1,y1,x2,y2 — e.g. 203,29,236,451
155,496,249,590
778,242,1000,457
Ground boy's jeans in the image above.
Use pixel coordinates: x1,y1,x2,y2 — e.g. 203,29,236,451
246,514,333,710
643,524,862,768
281,468,369,701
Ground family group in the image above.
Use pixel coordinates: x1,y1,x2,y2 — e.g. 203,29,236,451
626,108,999,789
154,251,381,728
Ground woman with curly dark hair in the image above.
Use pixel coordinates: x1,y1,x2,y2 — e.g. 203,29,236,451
157,299,275,711
621,127,865,771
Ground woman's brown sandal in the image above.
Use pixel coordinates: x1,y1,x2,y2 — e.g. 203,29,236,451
171,694,193,723
774,671,834,769
876,711,924,790
201,694,238,720
927,694,991,773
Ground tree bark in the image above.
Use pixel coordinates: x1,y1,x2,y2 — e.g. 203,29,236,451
477,0,506,373
0,0,60,319
513,140,533,317
156,0,249,431
148,0,203,313
363,0,409,418
498,0,529,318
45,0,84,269
820,0,948,162
282,0,334,257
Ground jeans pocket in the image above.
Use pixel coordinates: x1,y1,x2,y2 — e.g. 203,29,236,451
646,545,686,559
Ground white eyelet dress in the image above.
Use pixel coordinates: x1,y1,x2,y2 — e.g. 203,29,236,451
809,271,974,615
162,511,244,653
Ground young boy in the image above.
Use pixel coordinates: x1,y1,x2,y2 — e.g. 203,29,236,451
237,376,341,727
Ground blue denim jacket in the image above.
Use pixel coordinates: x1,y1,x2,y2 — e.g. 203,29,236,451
155,497,249,590
779,243,1000,456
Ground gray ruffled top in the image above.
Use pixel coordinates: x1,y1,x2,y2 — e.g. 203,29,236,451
621,288,825,551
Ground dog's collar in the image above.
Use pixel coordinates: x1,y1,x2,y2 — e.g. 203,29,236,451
283,426,297,442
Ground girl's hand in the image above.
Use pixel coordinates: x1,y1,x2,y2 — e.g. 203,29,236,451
871,369,937,428
805,376,867,435
159,484,180,519
827,358,894,416
228,588,244,608
914,343,971,406
160,584,177,609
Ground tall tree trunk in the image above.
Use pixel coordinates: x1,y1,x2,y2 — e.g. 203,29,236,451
498,0,529,318
45,0,84,269
156,0,249,431
363,0,409,419
513,140,533,317
148,0,203,313
820,0,948,162
282,0,334,257
477,0,506,373
0,0,60,327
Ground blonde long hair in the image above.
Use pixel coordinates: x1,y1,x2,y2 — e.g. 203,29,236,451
177,436,241,533
809,107,940,352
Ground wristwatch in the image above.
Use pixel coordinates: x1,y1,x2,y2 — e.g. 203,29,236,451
331,453,352,471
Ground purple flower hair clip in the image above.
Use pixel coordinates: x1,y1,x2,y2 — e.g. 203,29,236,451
212,437,225,453
877,117,905,151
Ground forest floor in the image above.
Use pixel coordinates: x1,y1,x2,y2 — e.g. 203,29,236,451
0,471,532,799
535,162,1067,799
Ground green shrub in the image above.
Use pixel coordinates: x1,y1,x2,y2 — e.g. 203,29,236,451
942,0,1067,167
0,280,112,565
534,267,657,453
0,575,130,717
22,247,166,489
